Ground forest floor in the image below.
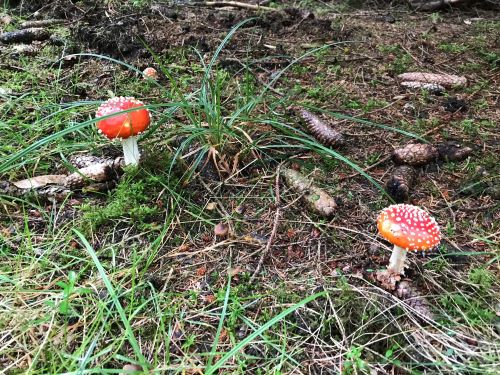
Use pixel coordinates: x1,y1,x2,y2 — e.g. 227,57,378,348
0,1,499,374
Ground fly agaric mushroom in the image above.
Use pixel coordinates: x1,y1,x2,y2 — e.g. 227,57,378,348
142,67,158,80
96,97,150,166
377,204,441,276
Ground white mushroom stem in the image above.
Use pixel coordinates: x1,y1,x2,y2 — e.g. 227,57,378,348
121,137,140,166
387,245,407,275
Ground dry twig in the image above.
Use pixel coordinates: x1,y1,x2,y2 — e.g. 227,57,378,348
204,1,277,11
250,166,281,282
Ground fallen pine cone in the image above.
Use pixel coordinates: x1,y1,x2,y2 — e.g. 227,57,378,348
1,157,124,201
386,165,417,203
392,143,438,166
437,141,473,162
398,72,467,88
299,109,345,147
281,167,337,217
64,158,124,189
395,280,434,321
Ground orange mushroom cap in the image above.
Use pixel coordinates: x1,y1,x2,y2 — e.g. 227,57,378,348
377,204,441,251
96,97,150,139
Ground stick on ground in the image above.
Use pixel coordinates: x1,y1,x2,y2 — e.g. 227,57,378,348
250,166,281,282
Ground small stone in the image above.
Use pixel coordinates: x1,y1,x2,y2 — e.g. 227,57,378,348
120,364,142,374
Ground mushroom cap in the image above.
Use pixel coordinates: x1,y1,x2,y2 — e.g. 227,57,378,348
377,204,441,251
96,97,150,139
143,67,158,79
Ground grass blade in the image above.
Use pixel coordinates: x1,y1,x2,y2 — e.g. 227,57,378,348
205,291,326,374
72,229,148,370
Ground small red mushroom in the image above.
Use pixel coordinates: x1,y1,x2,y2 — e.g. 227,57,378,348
142,67,158,80
96,97,150,166
377,204,441,276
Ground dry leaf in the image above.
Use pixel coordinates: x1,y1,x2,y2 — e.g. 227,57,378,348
12,175,66,189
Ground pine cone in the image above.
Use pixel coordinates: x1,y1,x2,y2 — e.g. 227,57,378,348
69,154,111,169
64,158,123,189
386,165,417,203
392,143,438,166
437,141,473,162
299,109,345,147
395,280,434,320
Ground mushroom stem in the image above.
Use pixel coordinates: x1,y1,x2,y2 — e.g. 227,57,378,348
387,245,408,275
121,136,140,165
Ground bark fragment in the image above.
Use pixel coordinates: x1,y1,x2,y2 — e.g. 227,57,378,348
397,72,467,88
0,28,51,44
281,167,337,217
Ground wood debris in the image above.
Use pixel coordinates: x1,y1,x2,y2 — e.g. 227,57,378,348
0,28,51,44
398,72,467,88
281,167,336,217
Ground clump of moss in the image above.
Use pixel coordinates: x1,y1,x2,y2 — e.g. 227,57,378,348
81,154,177,232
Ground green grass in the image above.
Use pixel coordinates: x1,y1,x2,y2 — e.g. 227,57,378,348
1,4,499,374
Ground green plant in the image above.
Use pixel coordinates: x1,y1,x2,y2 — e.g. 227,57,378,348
343,346,367,374
46,271,91,316
468,268,495,290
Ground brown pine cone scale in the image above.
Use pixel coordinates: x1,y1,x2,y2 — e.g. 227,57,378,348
386,165,417,203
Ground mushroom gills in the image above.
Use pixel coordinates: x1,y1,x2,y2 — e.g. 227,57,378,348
122,136,140,165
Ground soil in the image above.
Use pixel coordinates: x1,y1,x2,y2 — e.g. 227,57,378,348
1,0,499,373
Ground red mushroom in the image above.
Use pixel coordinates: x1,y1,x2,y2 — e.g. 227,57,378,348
96,97,150,166
377,204,441,276
142,67,158,80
